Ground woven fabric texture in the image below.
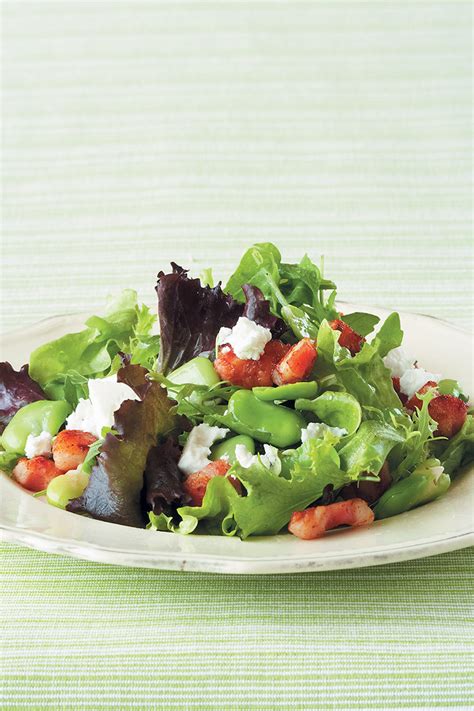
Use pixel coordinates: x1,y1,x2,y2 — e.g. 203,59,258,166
1,2,472,710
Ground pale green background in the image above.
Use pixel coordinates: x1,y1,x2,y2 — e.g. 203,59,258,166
1,2,473,710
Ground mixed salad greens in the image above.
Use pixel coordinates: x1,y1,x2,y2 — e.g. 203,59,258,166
1,244,473,540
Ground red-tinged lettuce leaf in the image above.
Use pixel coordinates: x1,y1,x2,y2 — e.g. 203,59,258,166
0,362,47,433
156,264,286,374
241,284,286,337
116,358,153,399
156,263,243,374
143,437,188,515
67,364,176,527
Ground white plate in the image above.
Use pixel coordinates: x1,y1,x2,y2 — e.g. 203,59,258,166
1,304,473,573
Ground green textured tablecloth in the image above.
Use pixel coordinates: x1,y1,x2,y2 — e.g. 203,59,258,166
1,2,472,709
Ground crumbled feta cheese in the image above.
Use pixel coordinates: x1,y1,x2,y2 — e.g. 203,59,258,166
384,346,442,400
399,368,440,399
383,347,415,378
234,443,255,468
66,374,140,438
24,431,52,459
234,443,282,474
216,317,271,360
301,422,347,443
260,444,281,474
178,423,229,476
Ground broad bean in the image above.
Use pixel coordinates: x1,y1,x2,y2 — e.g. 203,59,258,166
46,469,89,509
225,390,306,448
210,435,255,463
373,459,450,519
1,400,71,453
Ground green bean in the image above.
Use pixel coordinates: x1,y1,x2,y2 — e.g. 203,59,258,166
225,390,306,448
373,459,450,519
210,435,255,463
1,400,71,453
253,381,318,402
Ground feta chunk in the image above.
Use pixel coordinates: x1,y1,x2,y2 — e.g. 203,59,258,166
24,431,53,459
301,422,347,443
216,317,271,360
399,368,440,399
234,443,255,468
178,423,229,476
66,374,140,438
260,444,281,474
383,347,415,378
234,443,281,474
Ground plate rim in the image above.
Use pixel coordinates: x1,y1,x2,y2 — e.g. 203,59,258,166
2,523,473,574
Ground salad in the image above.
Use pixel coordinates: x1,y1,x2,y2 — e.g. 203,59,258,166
1,243,472,540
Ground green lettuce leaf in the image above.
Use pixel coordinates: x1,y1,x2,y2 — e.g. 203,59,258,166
278,255,337,324
225,243,282,302
29,291,159,405
340,312,380,337
224,244,338,339
337,420,405,478
315,316,402,409
371,312,404,357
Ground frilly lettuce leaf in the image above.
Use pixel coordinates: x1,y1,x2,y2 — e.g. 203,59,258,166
150,436,353,538
68,363,176,527
123,303,160,371
231,437,350,538
29,290,159,405
0,362,47,433
149,475,238,536
337,420,404,478
388,390,438,481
